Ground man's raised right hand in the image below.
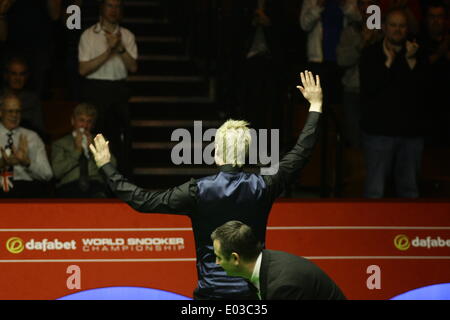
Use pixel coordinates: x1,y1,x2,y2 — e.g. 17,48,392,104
297,70,323,113
89,134,111,168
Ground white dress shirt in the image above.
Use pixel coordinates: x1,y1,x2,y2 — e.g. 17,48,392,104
78,22,138,80
250,252,263,299
0,123,53,182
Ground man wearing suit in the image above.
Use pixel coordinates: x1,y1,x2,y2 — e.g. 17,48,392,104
89,71,323,300
211,220,346,300
51,103,116,198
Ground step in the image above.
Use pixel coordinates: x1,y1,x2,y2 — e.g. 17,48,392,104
131,145,215,167
131,120,221,142
123,1,165,19
131,148,178,167
129,102,220,119
131,119,223,128
83,18,173,37
130,96,215,104
122,20,179,37
127,75,209,97
136,55,198,76
136,36,185,56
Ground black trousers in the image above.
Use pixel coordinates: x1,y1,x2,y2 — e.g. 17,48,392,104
82,79,131,175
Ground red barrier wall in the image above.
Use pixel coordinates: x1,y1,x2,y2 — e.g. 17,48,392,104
0,200,449,300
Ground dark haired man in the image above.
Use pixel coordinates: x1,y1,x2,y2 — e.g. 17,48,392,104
211,221,346,300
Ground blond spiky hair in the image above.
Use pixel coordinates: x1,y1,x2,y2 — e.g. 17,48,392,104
214,119,252,167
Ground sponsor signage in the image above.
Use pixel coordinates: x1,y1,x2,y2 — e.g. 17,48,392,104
0,201,449,300
394,234,450,251
2,233,190,259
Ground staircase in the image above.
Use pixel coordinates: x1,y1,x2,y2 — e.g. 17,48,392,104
121,0,222,190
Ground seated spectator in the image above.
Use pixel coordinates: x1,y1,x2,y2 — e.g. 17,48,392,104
51,103,116,198
336,0,383,148
0,93,53,198
0,57,45,138
419,0,449,146
359,8,425,198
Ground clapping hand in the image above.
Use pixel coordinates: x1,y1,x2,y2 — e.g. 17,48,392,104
0,134,30,167
405,40,419,59
105,31,121,51
89,134,111,168
105,31,125,54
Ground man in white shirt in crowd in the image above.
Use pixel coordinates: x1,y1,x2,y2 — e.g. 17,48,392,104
78,0,137,175
0,93,53,198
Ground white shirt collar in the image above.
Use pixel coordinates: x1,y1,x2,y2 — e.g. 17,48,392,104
95,22,120,35
250,252,263,294
0,122,18,134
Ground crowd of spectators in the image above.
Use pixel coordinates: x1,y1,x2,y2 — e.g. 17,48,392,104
0,0,448,199
0,0,136,198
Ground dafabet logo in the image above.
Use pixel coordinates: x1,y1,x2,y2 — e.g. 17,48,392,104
394,235,450,251
393,234,410,251
6,237,25,254
5,237,77,254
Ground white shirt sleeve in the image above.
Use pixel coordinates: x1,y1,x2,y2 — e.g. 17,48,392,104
78,29,92,62
123,29,138,60
25,131,53,181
